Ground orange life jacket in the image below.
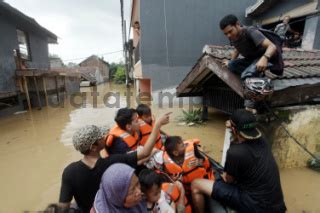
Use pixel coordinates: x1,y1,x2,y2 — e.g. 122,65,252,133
138,118,163,150
162,183,192,213
106,125,139,150
163,139,214,191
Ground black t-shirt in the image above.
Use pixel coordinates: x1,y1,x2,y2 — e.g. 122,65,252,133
59,152,138,213
231,26,266,60
231,26,283,75
224,137,286,211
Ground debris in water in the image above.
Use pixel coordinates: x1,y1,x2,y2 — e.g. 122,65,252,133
14,111,27,115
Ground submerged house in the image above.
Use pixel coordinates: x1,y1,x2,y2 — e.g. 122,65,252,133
0,1,80,115
176,45,320,114
129,0,319,98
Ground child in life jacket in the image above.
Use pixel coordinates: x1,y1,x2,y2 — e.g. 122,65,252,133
162,136,214,194
139,169,191,213
136,104,167,150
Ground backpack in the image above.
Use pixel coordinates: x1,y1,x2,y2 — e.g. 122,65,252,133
258,28,283,53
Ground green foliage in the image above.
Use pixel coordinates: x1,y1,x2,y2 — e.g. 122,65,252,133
113,66,126,84
109,62,125,81
180,108,203,125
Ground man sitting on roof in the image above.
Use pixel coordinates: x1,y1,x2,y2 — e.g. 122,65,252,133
191,109,286,213
219,14,284,114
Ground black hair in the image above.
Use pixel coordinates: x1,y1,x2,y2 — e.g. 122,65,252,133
136,104,151,117
115,108,137,130
164,136,183,157
219,14,238,30
139,169,162,193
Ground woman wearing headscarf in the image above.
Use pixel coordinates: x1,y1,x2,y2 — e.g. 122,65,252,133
92,163,147,213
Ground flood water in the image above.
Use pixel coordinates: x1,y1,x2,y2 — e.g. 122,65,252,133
0,83,319,213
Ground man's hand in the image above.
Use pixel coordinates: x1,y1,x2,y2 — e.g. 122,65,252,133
256,56,268,72
225,120,232,128
222,59,229,67
155,112,172,127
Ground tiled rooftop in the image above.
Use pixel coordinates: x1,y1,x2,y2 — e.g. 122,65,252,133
204,45,320,79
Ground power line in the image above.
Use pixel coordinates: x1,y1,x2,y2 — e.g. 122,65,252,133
50,50,123,62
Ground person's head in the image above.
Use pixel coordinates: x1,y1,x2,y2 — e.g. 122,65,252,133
115,108,139,132
219,14,241,41
134,21,140,29
72,125,107,155
229,109,262,140
136,104,152,124
139,169,162,203
94,163,144,211
283,16,290,24
165,136,185,158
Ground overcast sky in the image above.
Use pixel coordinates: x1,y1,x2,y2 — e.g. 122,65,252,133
6,0,131,64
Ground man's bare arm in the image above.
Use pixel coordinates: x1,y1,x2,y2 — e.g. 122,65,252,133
137,112,171,162
256,38,277,72
231,49,239,60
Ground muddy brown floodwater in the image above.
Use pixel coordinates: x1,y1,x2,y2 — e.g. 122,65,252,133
0,83,319,213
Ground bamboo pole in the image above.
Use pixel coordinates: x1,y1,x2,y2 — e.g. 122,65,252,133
23,76,31,111
33,76,42,109
42,77,49,107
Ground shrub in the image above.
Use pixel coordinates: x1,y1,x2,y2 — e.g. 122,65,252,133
180,108,203,125
113,66,126,84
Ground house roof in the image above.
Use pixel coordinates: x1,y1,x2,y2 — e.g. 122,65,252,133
246,0,278,17
176,45,320,107
0,1,57,43
203,45,320,80
79,55,109,66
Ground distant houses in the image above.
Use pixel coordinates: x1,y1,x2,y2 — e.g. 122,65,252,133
52,55,110,86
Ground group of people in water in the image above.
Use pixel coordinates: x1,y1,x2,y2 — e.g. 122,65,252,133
46,14,290,213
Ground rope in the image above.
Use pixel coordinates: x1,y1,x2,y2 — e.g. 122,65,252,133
262,100,320,162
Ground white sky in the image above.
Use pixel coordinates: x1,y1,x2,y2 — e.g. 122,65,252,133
5,0,132,64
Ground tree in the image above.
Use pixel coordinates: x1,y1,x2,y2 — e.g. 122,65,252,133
113,66,126,84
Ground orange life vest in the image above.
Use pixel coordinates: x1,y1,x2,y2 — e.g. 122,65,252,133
138,118,163,150
106,125,139,150
163,139,214,191
162,183,192,213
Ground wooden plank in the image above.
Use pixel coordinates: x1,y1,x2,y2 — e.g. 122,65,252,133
33,76,42,109
23,76,32,111
206,57,243,97
64,76,68,97
270,83,320,107
16,70,34,76
42,77,49,107
55,76,60,104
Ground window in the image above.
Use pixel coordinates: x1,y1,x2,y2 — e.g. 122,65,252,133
16,29,31,60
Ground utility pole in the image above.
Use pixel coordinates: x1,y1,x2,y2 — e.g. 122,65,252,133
120,0,129,87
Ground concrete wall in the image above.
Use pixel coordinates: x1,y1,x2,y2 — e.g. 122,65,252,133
139,0,256,91
252,0,313,23
302,15,320,50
